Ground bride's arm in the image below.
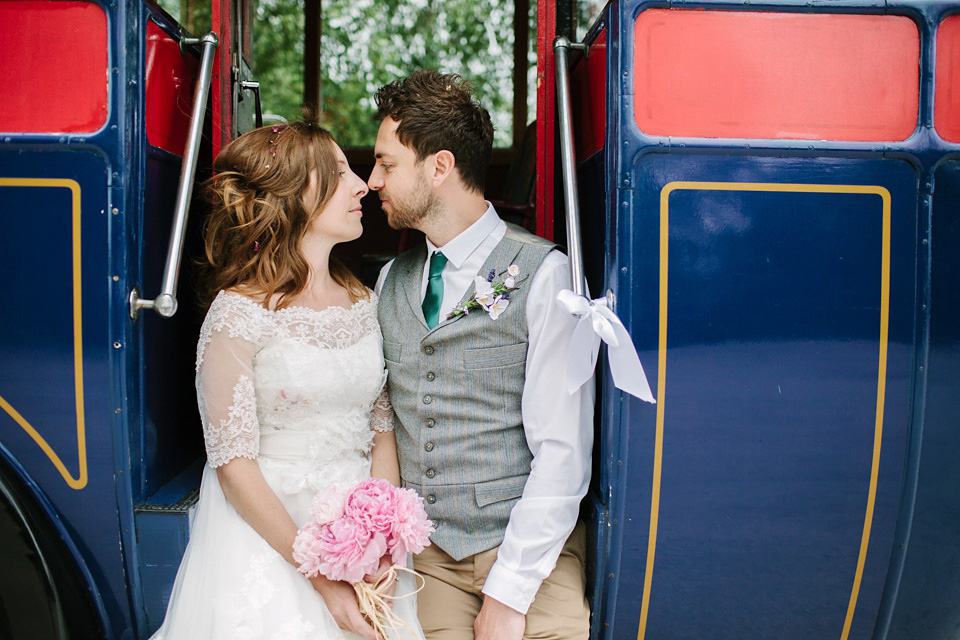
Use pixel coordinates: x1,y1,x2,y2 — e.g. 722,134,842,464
197,305,377,639
371,431,401,486
197,316,301,563
369,386,401,486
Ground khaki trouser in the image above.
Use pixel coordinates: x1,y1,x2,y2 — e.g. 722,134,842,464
413,522,590,640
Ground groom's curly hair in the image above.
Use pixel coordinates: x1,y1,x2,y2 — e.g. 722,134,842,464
374,70,494,194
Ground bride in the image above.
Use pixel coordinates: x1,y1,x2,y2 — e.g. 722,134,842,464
152,115,423,640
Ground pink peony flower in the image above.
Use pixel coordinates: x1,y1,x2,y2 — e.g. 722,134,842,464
310,483,347,525
388,487,435,564
343,478,399,536
293,479,434,583
316,515,387,583
292,520,327,579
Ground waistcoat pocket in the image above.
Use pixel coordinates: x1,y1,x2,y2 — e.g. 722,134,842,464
463,343,527,370
383,341,403,363
475,474,527,507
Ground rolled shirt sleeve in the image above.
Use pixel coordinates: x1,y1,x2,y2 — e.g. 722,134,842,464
481,250,595,613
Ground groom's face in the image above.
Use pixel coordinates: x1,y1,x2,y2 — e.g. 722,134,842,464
369,117,440,230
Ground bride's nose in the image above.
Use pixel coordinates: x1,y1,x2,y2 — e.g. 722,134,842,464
352,173,369,198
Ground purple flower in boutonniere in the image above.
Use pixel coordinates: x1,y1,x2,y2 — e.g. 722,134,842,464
446,264,525,321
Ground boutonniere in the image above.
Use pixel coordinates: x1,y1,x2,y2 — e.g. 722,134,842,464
447,264,525,321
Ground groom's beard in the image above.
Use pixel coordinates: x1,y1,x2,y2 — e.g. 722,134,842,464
383,175,442,230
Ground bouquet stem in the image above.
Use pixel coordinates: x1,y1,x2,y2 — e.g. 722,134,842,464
353,565,423,639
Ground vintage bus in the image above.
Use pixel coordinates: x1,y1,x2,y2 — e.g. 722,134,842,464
1,0,959,638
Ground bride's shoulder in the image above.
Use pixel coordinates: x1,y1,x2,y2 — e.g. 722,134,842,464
198,290,268,349
208,288,268,321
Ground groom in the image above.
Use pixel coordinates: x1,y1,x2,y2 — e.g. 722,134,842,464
370,70,594,640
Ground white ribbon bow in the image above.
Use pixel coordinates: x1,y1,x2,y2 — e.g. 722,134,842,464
556,289,655,403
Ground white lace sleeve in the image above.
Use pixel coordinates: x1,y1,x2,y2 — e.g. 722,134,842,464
370,382,395,433
196,292,263,467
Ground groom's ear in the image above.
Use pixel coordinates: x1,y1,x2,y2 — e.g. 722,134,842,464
429,149,456,187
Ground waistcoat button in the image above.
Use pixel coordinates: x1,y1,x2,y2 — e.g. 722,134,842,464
426,371,436,381
425,468,436,478
426,494,437,504
424,442,434,451
423,394,432,404
426,419,436,428
424,346,434,355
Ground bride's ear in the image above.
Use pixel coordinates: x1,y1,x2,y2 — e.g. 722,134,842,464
429,150,456,187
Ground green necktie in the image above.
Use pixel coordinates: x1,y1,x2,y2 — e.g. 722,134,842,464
422,251,448,329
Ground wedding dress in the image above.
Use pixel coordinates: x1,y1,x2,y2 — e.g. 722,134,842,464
152,291,424,640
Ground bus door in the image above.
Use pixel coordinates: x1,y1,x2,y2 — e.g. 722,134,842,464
212,0,260,156
564,2,958,639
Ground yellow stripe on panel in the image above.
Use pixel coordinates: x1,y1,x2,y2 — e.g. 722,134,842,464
0,178,87,490
637,182,890,640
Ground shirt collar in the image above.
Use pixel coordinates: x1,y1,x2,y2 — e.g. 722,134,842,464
425,202,504,269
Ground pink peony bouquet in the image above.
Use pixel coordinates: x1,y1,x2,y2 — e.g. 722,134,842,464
293,478,434,636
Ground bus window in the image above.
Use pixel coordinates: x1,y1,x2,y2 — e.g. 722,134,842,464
248,0,537,150
0,2,108,134
936,15,960,143
632,10,920,142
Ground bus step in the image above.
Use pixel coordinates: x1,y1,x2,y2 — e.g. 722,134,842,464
134,458,203,633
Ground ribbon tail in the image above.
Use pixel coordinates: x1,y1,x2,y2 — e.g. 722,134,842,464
607,321,656,403
566,317,601,394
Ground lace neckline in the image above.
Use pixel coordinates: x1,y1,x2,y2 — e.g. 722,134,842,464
217,290,374,317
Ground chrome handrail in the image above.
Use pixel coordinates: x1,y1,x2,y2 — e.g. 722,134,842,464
131,32,219,320
553,36,589,298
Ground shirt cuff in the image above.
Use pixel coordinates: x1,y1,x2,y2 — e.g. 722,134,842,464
481,560,543,615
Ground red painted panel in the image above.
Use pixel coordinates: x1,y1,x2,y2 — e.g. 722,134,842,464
145,20,199,155
936,15,960,143
535,0,557,240
212,0,232,158
0,1,108,133
633,10,919,141
572,29,606,162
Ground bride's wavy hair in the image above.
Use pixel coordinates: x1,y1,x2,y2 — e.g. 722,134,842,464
201,108,367,309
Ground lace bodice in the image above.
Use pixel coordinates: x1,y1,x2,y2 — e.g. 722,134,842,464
196,291,394,476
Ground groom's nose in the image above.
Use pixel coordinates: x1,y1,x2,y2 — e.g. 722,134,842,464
367,166,383,191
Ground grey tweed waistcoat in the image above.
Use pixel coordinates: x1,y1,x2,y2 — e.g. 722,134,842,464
378,224,556,560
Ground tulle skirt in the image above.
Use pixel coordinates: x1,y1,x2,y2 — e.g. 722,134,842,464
151,463,425,640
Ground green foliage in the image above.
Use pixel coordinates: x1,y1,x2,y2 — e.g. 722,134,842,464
153,0,211,34
253,0,523,147
160,0,531,147
253,0,306,123
321,0,517,147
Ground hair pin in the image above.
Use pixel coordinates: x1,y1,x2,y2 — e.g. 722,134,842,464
269,125,286,157
254,240,260,252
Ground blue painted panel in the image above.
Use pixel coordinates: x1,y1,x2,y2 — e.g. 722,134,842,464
886,159,960,640
0,149,132,634
613,154,917,639
140,147,205,497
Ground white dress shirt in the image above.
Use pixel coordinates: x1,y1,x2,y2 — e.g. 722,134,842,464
374,203,595,614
